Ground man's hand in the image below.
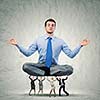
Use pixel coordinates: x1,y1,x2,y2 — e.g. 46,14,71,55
66,76,68,80
80,39,90,46
8,38,17,45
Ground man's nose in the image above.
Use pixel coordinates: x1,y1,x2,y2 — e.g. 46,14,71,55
49,25,53,28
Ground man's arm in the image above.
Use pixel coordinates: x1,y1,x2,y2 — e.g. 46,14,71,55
62,39,89,58
9,38,37,57
47,77,50,82
34,77,38,81
29,75,32,81
63,77,68,80
42,77,45,81
56,77,59,81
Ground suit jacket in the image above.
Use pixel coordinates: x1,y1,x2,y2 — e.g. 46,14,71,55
56,77,68,85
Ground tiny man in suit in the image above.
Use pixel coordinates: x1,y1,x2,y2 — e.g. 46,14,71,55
29,75,38,95
56,76,69,96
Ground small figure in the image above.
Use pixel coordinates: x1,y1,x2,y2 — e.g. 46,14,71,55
29,75,38,96
56,76,69,96
47,77,56,97
37,76,45,94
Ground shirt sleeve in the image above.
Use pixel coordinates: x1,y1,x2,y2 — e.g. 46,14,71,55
16,40,38,57
61,40,83,58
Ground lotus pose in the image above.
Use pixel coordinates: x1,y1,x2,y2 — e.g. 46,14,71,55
9,18,89,76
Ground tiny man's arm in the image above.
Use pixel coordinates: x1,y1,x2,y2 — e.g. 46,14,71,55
42,77,45,81
56,77,59,81
34,77,38,81
63,77,68,80
29,76,32,81
47,77,50,82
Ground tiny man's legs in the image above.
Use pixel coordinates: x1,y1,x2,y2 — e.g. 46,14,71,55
59,85,69,96
49,89,56,97
38,89,43,94
29,89,32,96
29,89,36,96
63,85,69,96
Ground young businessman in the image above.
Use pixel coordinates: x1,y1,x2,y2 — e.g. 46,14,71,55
47,77,56,97
9,18,89,76
56,76,69,96
37,76,45,94
29,76,38,95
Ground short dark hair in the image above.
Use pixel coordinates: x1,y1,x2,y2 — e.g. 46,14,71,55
44,18,56,27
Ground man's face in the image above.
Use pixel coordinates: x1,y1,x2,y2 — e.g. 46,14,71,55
31,76,34,80
45,21,56,34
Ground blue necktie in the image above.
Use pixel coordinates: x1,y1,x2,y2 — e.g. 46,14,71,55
45,37,52,68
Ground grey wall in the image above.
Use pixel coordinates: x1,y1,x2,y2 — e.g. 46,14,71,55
0,0,100,97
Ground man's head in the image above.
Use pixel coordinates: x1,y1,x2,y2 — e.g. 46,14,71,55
40,76,42,80
51,77,54,80
31,76,34,80
44,18,56,34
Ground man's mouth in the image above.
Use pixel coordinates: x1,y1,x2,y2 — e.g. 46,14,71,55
48,32,53,34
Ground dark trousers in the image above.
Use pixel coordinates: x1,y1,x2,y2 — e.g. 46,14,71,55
39,67,50,75
59,85,69,96
22,62,73,76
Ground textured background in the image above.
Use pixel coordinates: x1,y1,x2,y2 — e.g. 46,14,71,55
0,0,100,100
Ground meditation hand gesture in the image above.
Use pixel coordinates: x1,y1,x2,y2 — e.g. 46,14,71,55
9,38,17,45
80,39,90,46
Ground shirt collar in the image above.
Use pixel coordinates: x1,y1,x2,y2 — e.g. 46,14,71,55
44,33,55,40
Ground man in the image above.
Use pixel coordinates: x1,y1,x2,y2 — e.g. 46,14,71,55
29,76,38,95
56,76,69,96
47,77,56,97
9,18,89,76
37,76,45,94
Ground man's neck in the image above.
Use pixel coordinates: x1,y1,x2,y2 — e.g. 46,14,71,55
46,32,54,37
